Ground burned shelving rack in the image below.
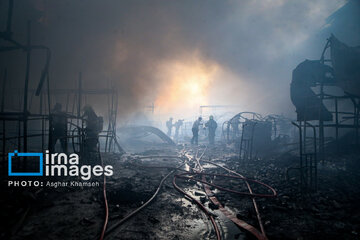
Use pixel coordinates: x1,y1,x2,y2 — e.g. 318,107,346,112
222,112,262,143
222,112,263,161
314,35,360,163
319,93,360,157
316,37,360,162
1,75,124,167
24,78,124,154
287,121,318,193
239,119,257,161
0,0,52,173
0,1,123,174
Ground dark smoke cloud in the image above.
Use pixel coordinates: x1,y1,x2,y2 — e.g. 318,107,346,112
1,0,355,123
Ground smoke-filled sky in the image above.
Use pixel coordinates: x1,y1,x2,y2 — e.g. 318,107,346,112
2,0,359,123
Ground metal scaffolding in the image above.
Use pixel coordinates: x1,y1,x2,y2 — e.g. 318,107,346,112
0,1,123,174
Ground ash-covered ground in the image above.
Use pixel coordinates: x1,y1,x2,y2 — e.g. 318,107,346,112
2,142,360,240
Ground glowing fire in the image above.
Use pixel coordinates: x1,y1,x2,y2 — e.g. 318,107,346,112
154,56,219,118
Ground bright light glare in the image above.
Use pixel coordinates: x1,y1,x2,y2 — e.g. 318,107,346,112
154,56,219,118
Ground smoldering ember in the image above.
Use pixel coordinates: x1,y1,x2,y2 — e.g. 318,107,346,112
1,1,360,240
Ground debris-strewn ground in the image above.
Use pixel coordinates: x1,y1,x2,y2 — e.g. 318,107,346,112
1,144,360,240
203,145,360,240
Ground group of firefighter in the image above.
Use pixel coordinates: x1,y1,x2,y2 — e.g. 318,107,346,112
166,116,218,145
50,101,219,154
49,103,103,155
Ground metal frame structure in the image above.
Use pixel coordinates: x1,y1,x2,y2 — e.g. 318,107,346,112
222,111,262,143
0,0,51,153
289,36,360,193
222,112,263,161
0,0,51,172
2,78,123,153
313,38,359,162
0,1,123,173
238,120,257,161
223,112,295,161
287,121,317,194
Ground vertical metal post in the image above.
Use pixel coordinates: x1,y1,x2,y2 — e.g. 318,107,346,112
47,74,51,114
49,114,53,152
250,122,256,161
349,97,359,146
65,93,69,113
1,117,4,172
105,88,111,152
304,121,307,154
356,104,359,146
335,98,339,152
2,69,7,170
77,73,82,118
239,124,245,161
1,69,6,112
273,119,277,139
68,93,75,131
39,91,43,114
318,41,328,165
354,99,359,146
6,0,14,35
319,83,324,164
72,93,76,115
77,73,82,156
40,91,44,151
23,21,31,153
80,116,84,156
113,91,119,150
299,121,303,193
335,98,338,140
47,71,51,150
108,89,115,151
18,120,21,151
313,124,317,191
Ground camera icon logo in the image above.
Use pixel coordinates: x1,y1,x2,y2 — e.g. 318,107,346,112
8,150,43,176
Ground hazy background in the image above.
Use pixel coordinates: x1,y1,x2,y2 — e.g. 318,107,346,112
1,0,359,125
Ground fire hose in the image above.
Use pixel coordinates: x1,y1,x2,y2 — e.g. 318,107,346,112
97,146,277,240
173,146,277,240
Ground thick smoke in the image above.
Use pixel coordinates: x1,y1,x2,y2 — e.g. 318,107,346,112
1,0,354,124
